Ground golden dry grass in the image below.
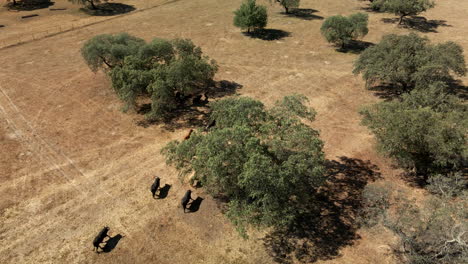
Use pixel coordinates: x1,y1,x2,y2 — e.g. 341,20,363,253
0,0,466,263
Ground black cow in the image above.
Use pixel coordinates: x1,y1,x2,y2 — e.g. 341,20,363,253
181,190,192,213
150,177,161,198
93,226,110,252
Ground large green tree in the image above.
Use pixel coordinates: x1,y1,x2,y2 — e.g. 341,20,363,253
233,0,268,33
371,0,435,24
81,33,218,118
162,95,326,234
353,33,466,92
360,83,467,176
320,13,369,49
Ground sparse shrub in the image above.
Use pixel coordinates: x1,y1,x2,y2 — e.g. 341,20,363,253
233,0,268,33
270,0,300,14
371,0,435,25
360,83,467,176
427,172,467,198
162,95,326,236
354,33,466,92
81,33,218,118
359,182,393,227
321,13,369,49
69,0,105,10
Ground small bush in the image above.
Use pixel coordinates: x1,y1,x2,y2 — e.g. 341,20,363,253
233,0,268,33
321,13,369,49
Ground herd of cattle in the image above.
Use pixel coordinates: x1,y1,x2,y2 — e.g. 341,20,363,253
93,124,215,253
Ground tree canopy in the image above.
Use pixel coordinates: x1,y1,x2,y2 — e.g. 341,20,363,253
81,33,218,118
353,33,466,92
360,83,467,176
233,0,268,33
320,13,369,49
162,95,326,235
371,0,435,24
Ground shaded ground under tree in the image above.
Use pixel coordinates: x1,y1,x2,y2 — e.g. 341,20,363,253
382,16,451,33
264,157,381,263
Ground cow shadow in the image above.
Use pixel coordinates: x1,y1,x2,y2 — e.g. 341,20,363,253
338,40,374,54
243,29,291,41
283,8,323,21
188,197,204,213
80,3,136,16
382,16,450,33
157,184,172,199
101,234,124,253
263,157,381,263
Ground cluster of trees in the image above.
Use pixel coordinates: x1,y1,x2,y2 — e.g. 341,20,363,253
371,0,435,25
320,13,369,48
355,33,466,179
81,33,218,119
162,95,326,235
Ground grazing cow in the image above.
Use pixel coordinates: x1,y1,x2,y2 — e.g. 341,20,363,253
150,177,161,198
192,94,203,105
181,190,192,213
205,119,216,131
183,129,194,141
93,226,110,252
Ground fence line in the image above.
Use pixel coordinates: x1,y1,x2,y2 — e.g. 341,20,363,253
0,0,181,50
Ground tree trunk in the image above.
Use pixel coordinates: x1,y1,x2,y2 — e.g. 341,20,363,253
12,0,17,5
89,0,97,10
247,27,251,33
285,6,289,14
399,15,405,25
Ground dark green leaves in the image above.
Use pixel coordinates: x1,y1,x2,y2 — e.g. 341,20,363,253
234,0,268,33
321,13,369,48
162,96,326,235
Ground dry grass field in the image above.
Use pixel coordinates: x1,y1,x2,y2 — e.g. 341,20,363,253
0,0,466,263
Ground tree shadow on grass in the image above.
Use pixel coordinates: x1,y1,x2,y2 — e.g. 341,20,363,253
283,8,324,21
264,157,381,263
382,16,451,33
136,80,242,129
6,1,54,11
338,40,374,54
243,29,291,41
367,84,404,101
446,79,468,100
80,3,135,16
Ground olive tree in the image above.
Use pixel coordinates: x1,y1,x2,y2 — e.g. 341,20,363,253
162,95,326,235
354,33,466,92
321,13,369,49
270,0,300,14
81,33,218,118
233,0,268,33
360,83,467,176
371,0,435,24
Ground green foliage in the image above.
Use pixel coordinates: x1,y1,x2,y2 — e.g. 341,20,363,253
270,0,300,13
320,13,369,48
233,0,268,33
82,34,218,117
354,33,466,92
162,95,326,235
371,0,435,24
360,83,467,176
81,33,145,72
